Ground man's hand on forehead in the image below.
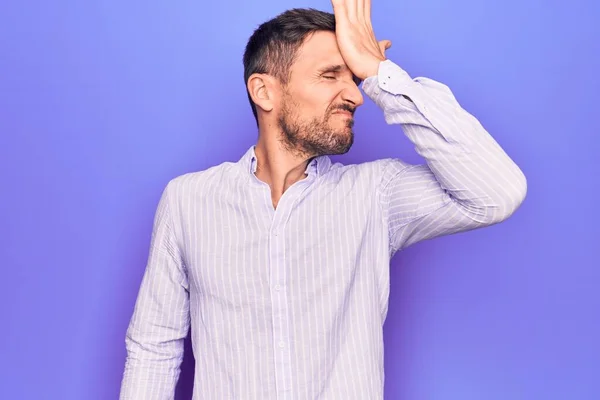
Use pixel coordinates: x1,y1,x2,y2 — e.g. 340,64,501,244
331,0,391,80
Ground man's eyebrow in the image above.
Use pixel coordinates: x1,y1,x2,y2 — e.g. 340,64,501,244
316,64,362,84
316,64,346,74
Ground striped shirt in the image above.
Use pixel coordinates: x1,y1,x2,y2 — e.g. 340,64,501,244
119,59,527,399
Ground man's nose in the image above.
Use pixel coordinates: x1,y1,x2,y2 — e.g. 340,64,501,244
341,82,364,108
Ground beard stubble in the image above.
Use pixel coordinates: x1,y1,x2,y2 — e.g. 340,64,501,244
277,93,355,158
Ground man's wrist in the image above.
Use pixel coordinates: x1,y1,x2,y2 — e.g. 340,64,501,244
361,57,385,81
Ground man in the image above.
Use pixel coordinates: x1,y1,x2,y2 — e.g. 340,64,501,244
119,1,527,399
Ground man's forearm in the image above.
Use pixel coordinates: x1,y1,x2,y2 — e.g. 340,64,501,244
363,59,527,224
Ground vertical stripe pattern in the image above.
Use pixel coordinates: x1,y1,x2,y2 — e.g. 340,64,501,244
119,59,526,399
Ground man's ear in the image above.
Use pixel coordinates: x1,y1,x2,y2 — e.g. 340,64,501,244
247,73,278,113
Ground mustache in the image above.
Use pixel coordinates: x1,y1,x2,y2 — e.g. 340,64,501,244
329,104,356,116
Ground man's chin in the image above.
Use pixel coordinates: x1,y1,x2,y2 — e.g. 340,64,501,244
331,134,354,155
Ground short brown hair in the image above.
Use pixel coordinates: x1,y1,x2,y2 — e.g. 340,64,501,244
242,8,335,126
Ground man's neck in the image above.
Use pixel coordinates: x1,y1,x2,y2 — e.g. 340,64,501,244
253,139,314,203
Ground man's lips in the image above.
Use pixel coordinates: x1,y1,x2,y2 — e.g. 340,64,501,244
331,110,353,117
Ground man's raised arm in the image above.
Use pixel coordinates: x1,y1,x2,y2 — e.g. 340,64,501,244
364,61,527,254
331,0,526,254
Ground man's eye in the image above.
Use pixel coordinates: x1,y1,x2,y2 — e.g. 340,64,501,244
323,75,336,80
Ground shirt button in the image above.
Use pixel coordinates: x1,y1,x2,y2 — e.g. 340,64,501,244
274,284,281,291
278,341,285,348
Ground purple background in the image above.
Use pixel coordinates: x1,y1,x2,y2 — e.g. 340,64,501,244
1,0,598,399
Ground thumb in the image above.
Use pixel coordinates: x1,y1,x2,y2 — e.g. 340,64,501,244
378,40,392,56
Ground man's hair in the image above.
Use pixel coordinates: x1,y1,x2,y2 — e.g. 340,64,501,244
242,8,335,126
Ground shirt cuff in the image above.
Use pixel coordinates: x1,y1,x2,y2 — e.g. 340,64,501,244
361,59,418,100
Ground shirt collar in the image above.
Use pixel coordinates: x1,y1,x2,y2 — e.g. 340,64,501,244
238,145,331,184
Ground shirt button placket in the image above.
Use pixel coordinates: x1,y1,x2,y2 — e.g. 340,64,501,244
270,209,292,399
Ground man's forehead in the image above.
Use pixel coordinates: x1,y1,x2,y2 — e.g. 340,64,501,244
294,31,346,71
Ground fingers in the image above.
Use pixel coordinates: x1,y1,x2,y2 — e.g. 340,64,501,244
331,0,346,20
363,0,371,26
348,0,357,23
332,0,375,28
354,0,370,25
355,0,363,23
333,0,364,23
332,0,357,22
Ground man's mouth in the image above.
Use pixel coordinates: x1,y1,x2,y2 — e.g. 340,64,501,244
331,110,353,117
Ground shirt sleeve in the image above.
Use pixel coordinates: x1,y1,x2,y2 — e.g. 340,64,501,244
119,180,190,399
363,60,527,257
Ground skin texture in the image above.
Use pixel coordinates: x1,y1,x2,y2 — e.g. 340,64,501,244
246,0,390,209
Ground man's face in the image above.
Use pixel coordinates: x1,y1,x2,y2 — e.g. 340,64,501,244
277,30,364,157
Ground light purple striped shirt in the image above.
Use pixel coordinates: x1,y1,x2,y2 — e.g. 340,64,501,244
119,59,527,399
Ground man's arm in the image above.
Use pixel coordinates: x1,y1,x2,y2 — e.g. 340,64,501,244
363,60,527,255
329,0,526,254
120,181,190,399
